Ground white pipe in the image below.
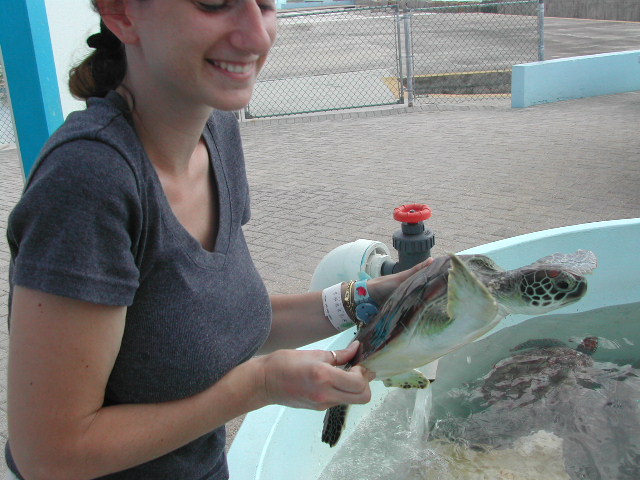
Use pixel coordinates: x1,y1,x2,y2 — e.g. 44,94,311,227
309,239,393,291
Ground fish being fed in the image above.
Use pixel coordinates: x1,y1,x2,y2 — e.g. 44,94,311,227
322,250,597,447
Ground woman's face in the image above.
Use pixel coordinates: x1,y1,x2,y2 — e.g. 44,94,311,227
124,0,277,111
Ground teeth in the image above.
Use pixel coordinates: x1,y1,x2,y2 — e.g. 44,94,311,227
216,61,251,74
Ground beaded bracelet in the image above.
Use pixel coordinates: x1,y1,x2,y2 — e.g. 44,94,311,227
343,280,357,320
353,279,373,305
353,279,379,324
322,280,382,331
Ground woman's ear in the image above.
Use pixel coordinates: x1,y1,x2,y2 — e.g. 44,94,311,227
99,0,139,45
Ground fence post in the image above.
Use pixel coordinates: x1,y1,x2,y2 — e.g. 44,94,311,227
538,0,545,61
403,9,414,107
395,6,405,104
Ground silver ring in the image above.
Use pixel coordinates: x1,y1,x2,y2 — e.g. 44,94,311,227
329,350,338,366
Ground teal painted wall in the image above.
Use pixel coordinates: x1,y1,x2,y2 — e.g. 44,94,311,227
512,50,640,108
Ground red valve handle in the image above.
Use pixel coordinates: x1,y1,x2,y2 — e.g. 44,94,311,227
393,203,432,223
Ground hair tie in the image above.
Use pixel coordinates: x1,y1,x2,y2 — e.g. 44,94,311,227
87,21,121,51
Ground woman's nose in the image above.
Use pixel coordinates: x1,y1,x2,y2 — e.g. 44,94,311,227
229,2,276,55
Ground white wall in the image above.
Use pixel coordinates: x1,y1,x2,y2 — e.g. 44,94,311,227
45,0,99,117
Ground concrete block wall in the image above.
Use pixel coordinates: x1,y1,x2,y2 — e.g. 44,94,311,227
512,49,640,107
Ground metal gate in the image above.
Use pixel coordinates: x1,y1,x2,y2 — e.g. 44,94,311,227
407,1,542,106
244,1,543,118
245,6,404,119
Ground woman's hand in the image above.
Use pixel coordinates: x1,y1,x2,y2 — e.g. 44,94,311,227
256,341,375,411
366,257,435,305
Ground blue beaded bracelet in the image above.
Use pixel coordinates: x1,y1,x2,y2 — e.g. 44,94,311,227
353,280,373,305
355,302,379,323
353,280,379,324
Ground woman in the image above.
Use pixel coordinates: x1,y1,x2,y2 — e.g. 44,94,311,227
5,1,429,478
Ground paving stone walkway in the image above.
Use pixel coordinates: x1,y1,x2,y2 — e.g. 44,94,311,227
1,91,639,472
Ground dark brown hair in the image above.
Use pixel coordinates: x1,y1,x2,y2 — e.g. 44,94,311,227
68,4,126,100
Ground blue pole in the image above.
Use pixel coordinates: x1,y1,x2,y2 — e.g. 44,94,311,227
0,0,63,178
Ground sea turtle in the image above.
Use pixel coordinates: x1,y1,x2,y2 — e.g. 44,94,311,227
429,335,640,479
321,249,597,447
481,336,601,408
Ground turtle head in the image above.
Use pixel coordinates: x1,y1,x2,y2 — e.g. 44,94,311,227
496,267,588,315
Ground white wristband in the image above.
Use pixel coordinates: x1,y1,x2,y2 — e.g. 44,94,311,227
322,283,353,331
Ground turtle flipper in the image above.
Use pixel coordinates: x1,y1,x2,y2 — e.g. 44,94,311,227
322,404,349,447
382,369,431,389
447,254,498,328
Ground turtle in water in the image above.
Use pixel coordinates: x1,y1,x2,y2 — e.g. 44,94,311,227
431,335,640,480
321,249,597,447
481,336,601,408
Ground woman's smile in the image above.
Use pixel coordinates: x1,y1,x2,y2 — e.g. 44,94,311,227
207,59,255,76
121,0,277,111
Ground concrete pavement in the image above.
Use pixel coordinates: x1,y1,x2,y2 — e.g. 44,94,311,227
1,91,639,472
0,144,21,470
239,91,640,294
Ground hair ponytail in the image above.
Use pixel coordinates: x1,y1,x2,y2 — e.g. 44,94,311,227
69,20,126,100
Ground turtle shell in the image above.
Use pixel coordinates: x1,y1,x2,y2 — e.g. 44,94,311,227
349,254,505,366
350,255,454,366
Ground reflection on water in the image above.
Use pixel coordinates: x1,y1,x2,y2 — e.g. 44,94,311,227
319,302,640,480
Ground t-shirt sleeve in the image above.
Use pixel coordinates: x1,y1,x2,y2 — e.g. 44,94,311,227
8,139,142,306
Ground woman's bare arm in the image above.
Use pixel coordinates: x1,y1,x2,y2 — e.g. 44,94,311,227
263,258,435,353
8,286,372,480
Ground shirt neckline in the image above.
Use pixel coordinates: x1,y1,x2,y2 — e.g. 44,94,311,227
105,92,232,268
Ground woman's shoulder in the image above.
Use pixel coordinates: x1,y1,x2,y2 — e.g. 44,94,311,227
31,94,144,187
50,93,140,158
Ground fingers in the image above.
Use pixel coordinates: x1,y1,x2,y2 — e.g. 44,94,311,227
261,347,376,411
410,257,434,273
328,366,375,406
328,350,338,366
335,365,376,388
322,344,375,404
329,341,359,366
366,257,435,305
399,257,435,280
324,342,375,401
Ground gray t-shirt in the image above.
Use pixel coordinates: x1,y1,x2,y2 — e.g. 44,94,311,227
6,92,272,479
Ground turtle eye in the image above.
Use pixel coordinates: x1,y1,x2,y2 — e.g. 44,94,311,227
553,274,575,292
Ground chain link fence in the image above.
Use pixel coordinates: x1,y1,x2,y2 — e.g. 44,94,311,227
0,63,16,144
409,1,541,104
0,2,542,130
245,6,404,119
244,0,542,118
